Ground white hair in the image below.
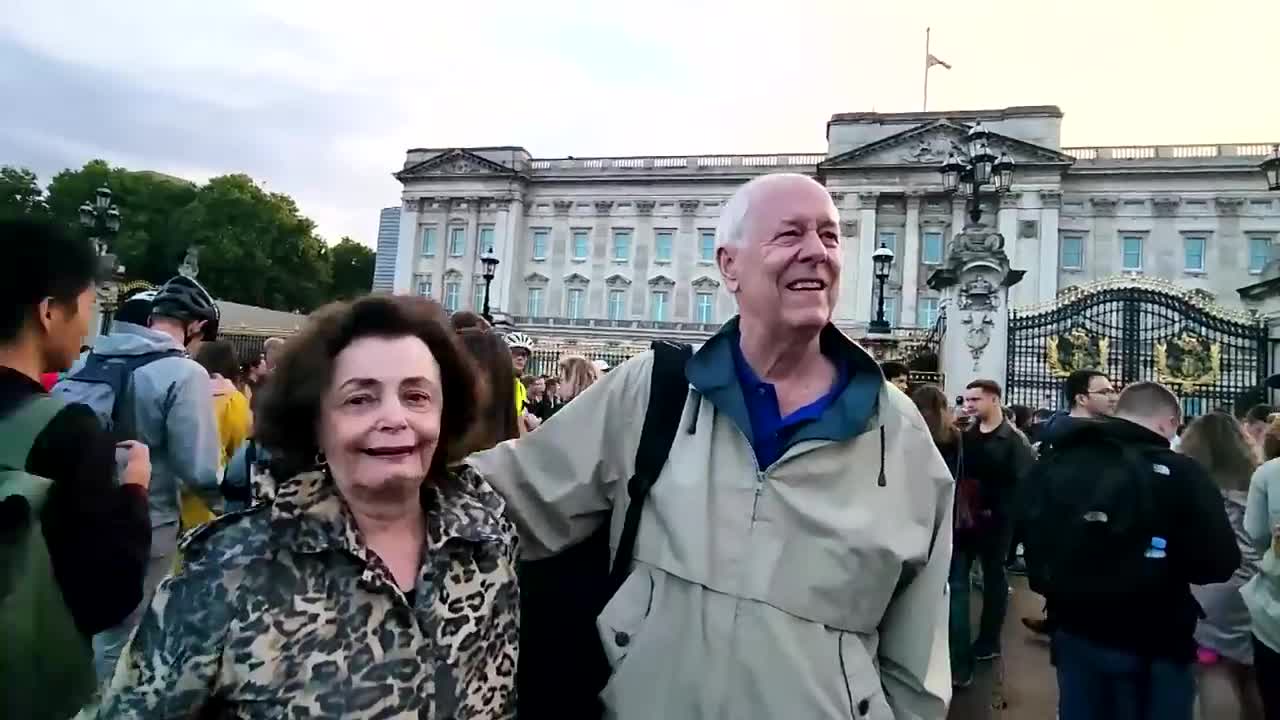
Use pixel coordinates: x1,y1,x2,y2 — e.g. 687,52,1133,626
714,173,836,250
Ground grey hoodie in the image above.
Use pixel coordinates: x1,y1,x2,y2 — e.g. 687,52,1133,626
81,322,222,537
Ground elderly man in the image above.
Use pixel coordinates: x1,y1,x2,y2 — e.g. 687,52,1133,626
472,173,954,719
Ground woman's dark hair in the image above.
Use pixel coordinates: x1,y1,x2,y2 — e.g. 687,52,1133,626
1010,404,1032,432
1179,412,1257,491
255,295,484,480
194,340,241,383
911,384,955,447
457,328,520,454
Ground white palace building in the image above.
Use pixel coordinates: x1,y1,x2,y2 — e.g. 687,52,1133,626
381,105,1280,345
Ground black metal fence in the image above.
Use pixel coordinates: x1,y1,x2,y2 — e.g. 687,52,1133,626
222,331,288,366
1006,280,1268,415
526,344,644,378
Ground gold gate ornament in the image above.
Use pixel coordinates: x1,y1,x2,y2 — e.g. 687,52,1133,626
1045,327,1109,378
1154,334,1221,389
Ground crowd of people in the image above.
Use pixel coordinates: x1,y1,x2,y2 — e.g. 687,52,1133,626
1,169,1279,720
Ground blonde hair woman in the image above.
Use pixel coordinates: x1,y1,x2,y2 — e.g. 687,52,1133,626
556,355,599,404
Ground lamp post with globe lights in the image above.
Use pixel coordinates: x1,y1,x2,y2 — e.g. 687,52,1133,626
941,122,1015,227
868,243,896,335
79,186,124,335
480,247,500,324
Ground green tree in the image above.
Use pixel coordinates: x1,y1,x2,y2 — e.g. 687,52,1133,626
329,237,376,300
170,175,332,312
44,160,198,284
0,166,48,219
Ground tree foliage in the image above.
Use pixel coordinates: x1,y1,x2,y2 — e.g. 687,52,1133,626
0,166,48,219
329,237,376,300
20,160,367,313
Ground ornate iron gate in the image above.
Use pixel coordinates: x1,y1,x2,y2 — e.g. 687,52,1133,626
1006,278,1268,415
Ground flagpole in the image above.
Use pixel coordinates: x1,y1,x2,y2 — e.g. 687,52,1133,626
923,27,930,112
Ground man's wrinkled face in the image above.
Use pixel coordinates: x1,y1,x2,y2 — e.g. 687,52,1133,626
718,177,841,335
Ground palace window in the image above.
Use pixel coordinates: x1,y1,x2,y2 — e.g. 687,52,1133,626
922,231,944,265
655,230,673,263
613,229,632,262
695,292,715,324
608,289,626,320
1121,235,1144,271
531,229,549,261
878,231,898,255
478,226,495,254
917,297,939,328
650,290,669,322
415,274,432,298
566,288,585,319
526,287,544,317
443,281,461,312
699,230,716,263
421,226,437,257
448,226,466,257
1249,235,1272,274
1183,235,1206,273
1061,236,1084,270
572,229,590,261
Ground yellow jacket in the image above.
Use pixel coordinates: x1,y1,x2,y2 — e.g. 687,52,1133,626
180,376,252,531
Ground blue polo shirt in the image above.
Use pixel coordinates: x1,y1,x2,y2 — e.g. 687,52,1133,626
731,341,850,469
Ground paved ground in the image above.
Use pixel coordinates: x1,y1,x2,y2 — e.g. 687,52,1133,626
948,575,1058,720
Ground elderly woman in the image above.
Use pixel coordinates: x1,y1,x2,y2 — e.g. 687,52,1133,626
97,295,519,718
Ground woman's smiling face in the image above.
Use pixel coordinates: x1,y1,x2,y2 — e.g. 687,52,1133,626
319,335,443,508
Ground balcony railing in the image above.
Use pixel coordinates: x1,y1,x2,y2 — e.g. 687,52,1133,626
527,154,827,172
1062,143,1276,161
511,315,722,333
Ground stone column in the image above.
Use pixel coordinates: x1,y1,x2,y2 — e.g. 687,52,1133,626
393,198,421,294
1038,190,1062,302
853,192,879,324
932,227,1024,399
493,198,514,314
496,197,524,313
901,194,922,327
998,192,1020,271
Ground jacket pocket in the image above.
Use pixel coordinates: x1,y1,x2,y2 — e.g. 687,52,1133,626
597,565,655,671
836,631,892,719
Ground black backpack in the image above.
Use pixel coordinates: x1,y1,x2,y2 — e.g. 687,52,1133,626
516,340,692,720
1022,434,1167,599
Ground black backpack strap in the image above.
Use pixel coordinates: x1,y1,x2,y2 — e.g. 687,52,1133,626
606,340,693,594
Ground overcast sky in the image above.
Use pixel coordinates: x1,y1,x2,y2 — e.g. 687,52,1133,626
3,0,1277,246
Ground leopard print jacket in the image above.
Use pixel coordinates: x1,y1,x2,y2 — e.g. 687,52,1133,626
96,464,519,719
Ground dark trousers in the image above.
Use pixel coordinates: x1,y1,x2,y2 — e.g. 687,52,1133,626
1256,634,1280,720
1052,631,1193,720
949,529,1010,679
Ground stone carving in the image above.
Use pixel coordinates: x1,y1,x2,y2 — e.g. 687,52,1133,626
692,275,721,290
524,272,549,284
605,273,632,287
1019,220,1039,239
958,275,998,312
999,193,1021,209
492,198,512,211
679,200,700,214
840,220,858,237
635,200,655,215
1152,196,1180,216
857,192,880,208
901,138,950,164
1040,190,1063,209
961,311,995,371
648,274,676,289
1215,196,1245,216
594,200,614,214
564,273,590,286
553,200,573,215
829,192,846,205
1091,197,1119,216
403,198,420,212
178,246,200,279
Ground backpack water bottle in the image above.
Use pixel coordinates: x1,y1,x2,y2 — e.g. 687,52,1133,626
1144,536,1168,559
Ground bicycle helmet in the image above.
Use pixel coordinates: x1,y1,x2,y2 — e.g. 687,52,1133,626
503,332,534,353
153,275,220,341
114,289,157,326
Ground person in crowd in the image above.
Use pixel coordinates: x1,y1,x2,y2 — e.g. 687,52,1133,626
1244,416,1280,718
97,295,519,717
194,339,254,472
261,336,286,374
1022,369,1118,635
1179,413,1265,719
0,218,152,716
238,350,269,408
1024,381,1240,720
502,332,539,430
549,354,599,417
955,379,1035,669
1242,404,1274,463
912,384,970,687
881,360,909,393
450,309,492,332
1027,407,1055,444
458,328,522,450
524,374,554,420
472,173,955,718
592,358,610,374
82,275,223,680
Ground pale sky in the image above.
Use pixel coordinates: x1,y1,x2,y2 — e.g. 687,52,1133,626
2,0,1276,246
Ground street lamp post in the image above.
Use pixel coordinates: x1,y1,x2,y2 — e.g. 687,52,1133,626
868,243,896,334
79,186,123,335
941,122,1015,226
480,247,500,323
1262,144,1280,192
